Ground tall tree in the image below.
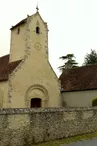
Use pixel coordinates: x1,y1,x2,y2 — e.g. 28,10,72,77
83,49,97,65
58,54,78,72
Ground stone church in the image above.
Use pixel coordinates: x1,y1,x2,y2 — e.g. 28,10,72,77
0,7,61,108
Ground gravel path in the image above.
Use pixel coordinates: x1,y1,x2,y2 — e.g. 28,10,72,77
60,138,97,146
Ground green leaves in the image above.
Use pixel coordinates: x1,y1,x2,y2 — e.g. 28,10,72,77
84,49,97,65
59,54,75,60
58,53,78,72
92,98,97,106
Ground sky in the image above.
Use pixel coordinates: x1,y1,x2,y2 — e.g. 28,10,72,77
0,0,97,77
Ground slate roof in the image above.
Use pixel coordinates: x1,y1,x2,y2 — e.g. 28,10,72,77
59,64,97,92
0,54,22,82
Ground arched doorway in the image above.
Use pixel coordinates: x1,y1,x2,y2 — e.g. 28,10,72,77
30,98,41,108
25,84,49,108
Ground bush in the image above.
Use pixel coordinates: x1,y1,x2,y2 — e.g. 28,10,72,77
92,98,97,106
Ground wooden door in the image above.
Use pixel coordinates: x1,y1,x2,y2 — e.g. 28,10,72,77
30,98,41,108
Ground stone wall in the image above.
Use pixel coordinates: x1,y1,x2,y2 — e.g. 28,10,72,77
0,107,97,146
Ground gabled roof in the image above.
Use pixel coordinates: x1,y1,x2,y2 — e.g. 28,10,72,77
59,64,97,92
0,55,22,82
10,11,47,30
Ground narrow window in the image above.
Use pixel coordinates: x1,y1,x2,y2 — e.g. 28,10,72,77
36,26,40,34
17,28,20,34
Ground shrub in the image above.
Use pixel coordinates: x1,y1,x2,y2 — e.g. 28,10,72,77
92,98,97,106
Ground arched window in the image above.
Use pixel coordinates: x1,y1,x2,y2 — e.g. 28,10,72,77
30,98,41,108
36,26,40,34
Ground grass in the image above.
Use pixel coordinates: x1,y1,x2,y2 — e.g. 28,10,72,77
34,132,97,146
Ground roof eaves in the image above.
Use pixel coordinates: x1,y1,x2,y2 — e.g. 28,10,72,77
10,18,27,30
61,88,97,93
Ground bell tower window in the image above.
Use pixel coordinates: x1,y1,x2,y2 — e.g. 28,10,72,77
36,26,40,34
17,28,20,34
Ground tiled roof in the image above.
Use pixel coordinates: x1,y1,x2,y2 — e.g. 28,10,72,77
59,64,97,92
0,54,22,82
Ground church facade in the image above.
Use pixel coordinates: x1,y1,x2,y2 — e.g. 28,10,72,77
0,8,61,108
1,8,97,109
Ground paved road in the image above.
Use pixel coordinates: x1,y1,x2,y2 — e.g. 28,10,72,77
60,138,97,146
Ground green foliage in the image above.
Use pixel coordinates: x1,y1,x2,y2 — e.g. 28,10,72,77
58,53,78,72
60,54,75,60
35,132,97,146
84,49,97,65
92,98,97,106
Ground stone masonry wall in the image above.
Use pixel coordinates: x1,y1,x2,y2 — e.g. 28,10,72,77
0,107,97,146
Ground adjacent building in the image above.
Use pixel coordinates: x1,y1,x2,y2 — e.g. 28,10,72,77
59,64,97,107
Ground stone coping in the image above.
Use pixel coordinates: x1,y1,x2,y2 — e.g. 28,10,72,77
0,107,97,115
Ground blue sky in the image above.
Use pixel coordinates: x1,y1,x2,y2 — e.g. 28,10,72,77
0,0,97,76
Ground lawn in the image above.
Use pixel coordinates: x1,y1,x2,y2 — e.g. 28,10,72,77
34,132,97,146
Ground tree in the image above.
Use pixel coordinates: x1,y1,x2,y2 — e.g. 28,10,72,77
58,54,78,72
92,98,97,106
83,49,97,65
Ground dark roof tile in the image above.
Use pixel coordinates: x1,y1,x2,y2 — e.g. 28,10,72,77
0,54,22,82
59,64,97,92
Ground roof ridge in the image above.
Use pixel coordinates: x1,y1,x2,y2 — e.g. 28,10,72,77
66,63,97,71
